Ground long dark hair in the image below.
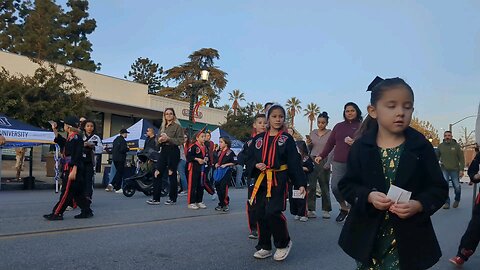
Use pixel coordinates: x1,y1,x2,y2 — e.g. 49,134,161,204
343,102,363,122
358,77,414,137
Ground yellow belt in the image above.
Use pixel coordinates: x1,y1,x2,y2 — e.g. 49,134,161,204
249,164,288,205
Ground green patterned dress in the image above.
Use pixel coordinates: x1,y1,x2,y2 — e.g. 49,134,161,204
357,145,404,270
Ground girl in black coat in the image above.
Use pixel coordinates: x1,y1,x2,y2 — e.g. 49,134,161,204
338,77,448,270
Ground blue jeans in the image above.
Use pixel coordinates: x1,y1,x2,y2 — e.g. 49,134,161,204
443,169,461,204
177,159,187,191
108,162,116,184
235,164,244,187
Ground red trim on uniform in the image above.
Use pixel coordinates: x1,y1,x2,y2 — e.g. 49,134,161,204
187,166,193,204
224,185,229,206
54,177,73,215
476,193,480,205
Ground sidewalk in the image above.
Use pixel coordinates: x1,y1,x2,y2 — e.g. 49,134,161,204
0,159,105,191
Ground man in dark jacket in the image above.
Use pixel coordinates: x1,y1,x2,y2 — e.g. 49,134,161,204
108,128,129,193
143,127,157,153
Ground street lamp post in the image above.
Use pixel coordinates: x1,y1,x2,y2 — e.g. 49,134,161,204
449,115,478,132
188,69,209,140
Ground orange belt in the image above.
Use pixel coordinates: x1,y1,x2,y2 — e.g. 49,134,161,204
249,165,288,205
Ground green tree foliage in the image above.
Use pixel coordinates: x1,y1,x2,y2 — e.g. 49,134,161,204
0,61,89,128
410,117,440,146
220,113,254,142
304,102,320,132
59,0,99,71
285,97,302,127
125,57,164,94
0,0,99,71
162,48,228,107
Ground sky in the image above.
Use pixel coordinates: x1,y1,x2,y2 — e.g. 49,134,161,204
85,0,480,139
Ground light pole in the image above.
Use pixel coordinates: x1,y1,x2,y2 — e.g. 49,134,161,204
448,115,479,132
188,69,209,140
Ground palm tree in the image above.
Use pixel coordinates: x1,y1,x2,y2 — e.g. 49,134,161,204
228,89,245,116
304,103,320,132
285,97,302,127
254,103,264,114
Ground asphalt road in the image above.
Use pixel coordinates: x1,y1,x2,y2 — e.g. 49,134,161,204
0,185,478,270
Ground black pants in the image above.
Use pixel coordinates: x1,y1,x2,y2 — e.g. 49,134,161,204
188,167,204,204
153,145,180,202
288,183,307,217
254,175,290,251
52,167,92,215
111,160,125,190
204,166,215,195
247,178,258,233
84,163,95,199
457,195,480,260
215,170,231,207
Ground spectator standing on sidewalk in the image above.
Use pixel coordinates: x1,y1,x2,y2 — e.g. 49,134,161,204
14,147,26,181
437,130,465,209
108,128,129,193
306,112,333,219
178,134,189,195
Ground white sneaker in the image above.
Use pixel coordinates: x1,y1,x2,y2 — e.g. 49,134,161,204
197,202,207,209
294,215,300,220
273,240,292,261
65,206,74,211
115,189,123,194
253,249,273,259
299,216,308,222
188,203,199,210
322,211,331,219
307,211,317,218
105,184,113,192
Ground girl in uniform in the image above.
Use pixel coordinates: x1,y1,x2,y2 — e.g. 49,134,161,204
289,140,314,222
249,104,307,261
213,137,236,212
338,77,448,270
186,128,208,210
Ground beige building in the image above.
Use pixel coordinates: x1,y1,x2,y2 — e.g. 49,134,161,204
0,51,227,139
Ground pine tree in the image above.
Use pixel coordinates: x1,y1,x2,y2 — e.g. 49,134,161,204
125,57,163,93
60,0,99,71
0,0,22,51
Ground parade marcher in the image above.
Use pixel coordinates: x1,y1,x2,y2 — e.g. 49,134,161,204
248,104,307,261
449,147,480,266
213,137,236,212
147,108,184,205
240,113,267,239
338,77,448,270
43,116,94,220
315,102,363,223
108,128,129,193
186,128,209,210
205,131,217,199
81,120,103,200
437,130,465,209
306,112,333,219
289,140,313,222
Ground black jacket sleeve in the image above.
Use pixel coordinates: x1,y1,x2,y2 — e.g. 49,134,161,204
414,143,449,218
338,141,376,215
69,135,84,167
468,153,480,183
54,134,66,151
304,157,314,173
186,145,197,163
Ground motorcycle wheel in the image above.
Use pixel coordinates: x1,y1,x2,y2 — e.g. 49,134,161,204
123,186,136,197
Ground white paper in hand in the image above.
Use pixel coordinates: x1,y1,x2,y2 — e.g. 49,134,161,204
387,184,411,203
292,189,305,199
